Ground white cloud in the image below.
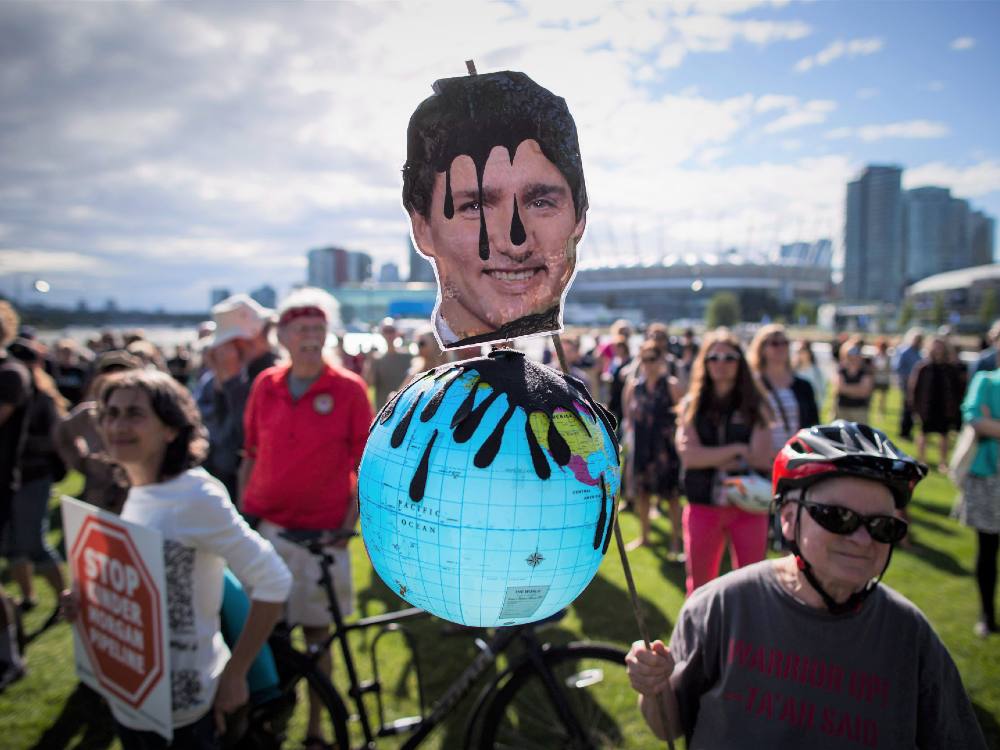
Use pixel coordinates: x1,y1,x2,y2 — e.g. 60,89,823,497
825,120,949,142
795,37,884,72
762,99,836,134
856,87,879,100
755,94,798,113
950,36,975,51
904,161,1000,197
5,3,991,311
581,155,854,262
0,249,110,274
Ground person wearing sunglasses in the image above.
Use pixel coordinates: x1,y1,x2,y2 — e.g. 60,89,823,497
622,340,684,555
675,329,774,595
627,420,988,748
833,335,874,424
748,324,820,454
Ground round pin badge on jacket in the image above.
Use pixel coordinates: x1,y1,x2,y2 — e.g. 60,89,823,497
313,393,334,414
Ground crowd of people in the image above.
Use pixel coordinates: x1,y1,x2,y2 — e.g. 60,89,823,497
0,291,997,747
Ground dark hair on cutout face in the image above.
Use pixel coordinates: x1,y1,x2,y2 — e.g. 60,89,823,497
99,369,208,482
402,70,588,222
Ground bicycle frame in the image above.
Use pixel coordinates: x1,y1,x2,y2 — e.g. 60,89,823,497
300,539,577,749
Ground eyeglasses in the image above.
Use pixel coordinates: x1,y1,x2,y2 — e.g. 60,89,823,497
766,338,789,348
795,500,908,544
705,353,740,363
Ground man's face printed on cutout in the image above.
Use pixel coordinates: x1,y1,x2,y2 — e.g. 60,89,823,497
410,138,584,341
403,71,587,349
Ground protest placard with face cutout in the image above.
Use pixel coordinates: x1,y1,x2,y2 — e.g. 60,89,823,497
402,71,587,350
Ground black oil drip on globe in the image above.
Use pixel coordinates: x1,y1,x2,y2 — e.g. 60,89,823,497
374,350,620,551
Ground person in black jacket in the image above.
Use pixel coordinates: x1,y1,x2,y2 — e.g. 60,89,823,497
748,324,819,455
200,294,277,503
0,302,30,688
3,338,67,611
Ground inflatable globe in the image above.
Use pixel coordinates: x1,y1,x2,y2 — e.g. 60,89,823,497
359,350,621,626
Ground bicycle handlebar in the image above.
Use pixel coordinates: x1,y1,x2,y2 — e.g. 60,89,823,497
277,528,359,555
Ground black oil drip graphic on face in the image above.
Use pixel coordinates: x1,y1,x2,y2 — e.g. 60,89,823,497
443,166,454,219
477,160,489,261
434,91,578,262
414,71,587,284
510,197,526,246
378,350,620,506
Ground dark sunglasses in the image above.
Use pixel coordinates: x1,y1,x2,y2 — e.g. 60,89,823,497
706,353,740,363
641,355,659,363
796,500,908,544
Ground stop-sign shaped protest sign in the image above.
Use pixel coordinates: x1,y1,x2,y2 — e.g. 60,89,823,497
69,514,165,709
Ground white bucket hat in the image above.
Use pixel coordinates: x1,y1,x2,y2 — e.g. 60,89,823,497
208,294,274,348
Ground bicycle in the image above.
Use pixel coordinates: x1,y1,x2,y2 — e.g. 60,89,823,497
244,529,629,750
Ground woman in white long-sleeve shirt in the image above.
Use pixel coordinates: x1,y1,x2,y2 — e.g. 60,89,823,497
65,369,291,750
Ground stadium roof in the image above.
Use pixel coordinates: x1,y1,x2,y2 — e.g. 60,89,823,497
906,263,1000,295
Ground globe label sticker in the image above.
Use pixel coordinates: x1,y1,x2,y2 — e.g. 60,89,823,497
498,585,550,620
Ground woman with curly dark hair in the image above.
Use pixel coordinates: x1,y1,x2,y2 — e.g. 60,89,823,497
676,328,774,595
63,369,291,749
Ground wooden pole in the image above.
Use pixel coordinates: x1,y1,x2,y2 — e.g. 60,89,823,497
549,333,676,749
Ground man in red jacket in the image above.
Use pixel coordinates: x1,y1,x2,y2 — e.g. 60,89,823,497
240,287,373,749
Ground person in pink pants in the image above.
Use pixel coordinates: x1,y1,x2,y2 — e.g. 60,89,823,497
675,328,775,595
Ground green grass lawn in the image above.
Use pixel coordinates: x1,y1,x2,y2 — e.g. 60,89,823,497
2,387,998,749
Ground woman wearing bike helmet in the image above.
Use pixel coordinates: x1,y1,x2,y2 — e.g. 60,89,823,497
627,421,988,748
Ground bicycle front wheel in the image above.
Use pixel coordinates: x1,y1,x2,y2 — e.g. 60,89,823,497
244,647,351,750
478,643,631,750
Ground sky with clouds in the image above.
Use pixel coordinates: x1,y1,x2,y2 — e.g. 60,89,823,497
1,0,998,311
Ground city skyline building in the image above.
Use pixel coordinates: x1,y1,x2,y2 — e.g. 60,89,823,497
307,246,373,288
210,287,231,306
779,239,832,267
846,165,996,303
844,165,905,303
407,235,436,283
903,186,953,284
971,210,996,268
379,262,400,283
250,284,277,309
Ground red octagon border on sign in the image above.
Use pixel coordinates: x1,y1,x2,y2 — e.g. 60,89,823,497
70,514,164,710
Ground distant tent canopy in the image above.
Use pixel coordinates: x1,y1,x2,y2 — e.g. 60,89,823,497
388,300,435,317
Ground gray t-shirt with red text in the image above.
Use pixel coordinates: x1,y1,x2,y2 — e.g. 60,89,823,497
669,560,987,749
